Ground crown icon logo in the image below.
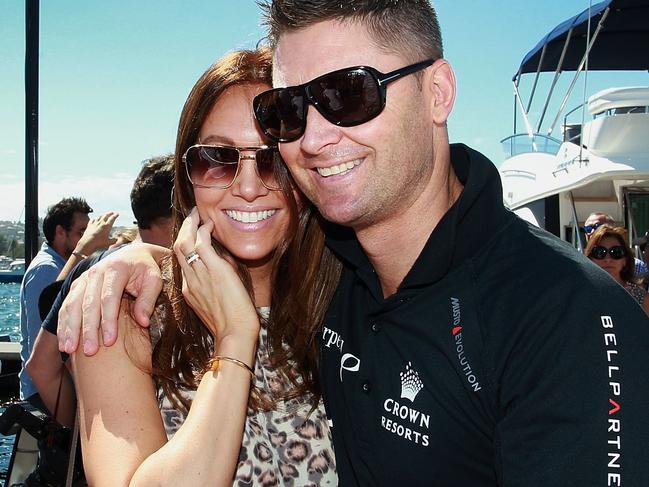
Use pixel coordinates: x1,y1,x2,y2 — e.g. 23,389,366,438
399,362,424,403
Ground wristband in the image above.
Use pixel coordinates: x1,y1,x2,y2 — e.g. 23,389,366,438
72,251,88,259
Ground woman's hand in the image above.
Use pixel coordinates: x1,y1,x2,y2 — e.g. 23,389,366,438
173,208,260,348
58,242,170,355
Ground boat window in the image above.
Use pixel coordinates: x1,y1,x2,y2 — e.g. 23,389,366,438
614,106,648,115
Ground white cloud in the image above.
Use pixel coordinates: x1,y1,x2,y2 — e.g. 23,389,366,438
0,175,137,225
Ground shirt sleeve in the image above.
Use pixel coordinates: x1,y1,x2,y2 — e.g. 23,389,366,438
491,270,649,486
22,262,61,358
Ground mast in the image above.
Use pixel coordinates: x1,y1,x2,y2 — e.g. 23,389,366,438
24,0,39,266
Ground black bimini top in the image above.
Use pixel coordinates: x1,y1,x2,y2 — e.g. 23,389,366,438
515,0,649,80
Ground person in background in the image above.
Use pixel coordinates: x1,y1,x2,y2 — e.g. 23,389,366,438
583,211,648,277
19,198,116,487
110,227,139,248
586,225,649,315
582,211,614,240
128,154,176,248
19,197,116,411
27,155,175,428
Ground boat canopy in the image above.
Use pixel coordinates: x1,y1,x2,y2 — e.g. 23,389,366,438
514,0,649,80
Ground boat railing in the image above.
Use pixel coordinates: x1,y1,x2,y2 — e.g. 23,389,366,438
500,133,561,158
562,102,590,144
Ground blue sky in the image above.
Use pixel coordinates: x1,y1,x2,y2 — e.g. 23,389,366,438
1,1,646,224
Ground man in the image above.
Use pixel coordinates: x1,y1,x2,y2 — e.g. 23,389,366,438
251,2,649,485
26,155,175,426
19,197,115,409
583,211,614,240
128,154,176,248
56,2,649,485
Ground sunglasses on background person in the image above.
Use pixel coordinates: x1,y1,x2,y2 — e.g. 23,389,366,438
582,222,604,234
589,245,626,260
183,144,283,191
253,59,435,143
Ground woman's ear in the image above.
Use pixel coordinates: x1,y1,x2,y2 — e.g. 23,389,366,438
425,59,456,125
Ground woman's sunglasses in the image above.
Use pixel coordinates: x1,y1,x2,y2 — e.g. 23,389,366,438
183,144,283,190
589,245,626,260
253,59,436,143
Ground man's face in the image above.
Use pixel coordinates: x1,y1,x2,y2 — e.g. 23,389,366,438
62,211,89,258
584,214,608,240
273,20,438,230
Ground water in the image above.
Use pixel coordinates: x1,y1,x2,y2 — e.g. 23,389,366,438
0,283,21,485
0,283,20,342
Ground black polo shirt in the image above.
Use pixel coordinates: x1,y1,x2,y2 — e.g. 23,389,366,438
321,144,649,486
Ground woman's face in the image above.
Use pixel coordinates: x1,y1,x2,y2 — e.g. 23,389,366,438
591,235,626,281
192,83,292,269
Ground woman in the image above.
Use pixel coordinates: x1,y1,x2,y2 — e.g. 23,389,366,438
71,48,340,486
586,225,649,315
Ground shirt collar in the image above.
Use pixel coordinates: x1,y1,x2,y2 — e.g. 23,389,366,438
41,241,67,266
325,143,509,292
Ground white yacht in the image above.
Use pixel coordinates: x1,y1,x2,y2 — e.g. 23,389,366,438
498,0,649,250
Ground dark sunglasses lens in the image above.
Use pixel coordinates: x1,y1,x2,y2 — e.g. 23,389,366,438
255,148,284,189
310,68,382,126
591,246,607,260
186,146,239,187
610,246,625,259
254,88,306,143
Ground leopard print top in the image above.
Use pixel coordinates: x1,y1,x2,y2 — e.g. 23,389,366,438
152,308,337,486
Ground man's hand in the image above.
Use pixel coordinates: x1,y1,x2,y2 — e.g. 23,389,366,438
57,243,170,356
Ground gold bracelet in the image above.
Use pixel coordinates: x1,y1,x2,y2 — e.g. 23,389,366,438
72,250,88,259
206,356,255,380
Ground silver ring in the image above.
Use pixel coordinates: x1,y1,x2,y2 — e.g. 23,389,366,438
185,251,201,265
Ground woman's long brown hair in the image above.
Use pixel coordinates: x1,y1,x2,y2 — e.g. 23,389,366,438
152,48,341,413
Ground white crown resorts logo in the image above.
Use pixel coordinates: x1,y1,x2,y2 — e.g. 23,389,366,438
399,362,424,402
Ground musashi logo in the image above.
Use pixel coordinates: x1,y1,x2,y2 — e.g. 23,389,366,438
450,297,481,392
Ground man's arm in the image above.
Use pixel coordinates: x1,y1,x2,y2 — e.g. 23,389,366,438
25,328,76,427
57,243,168,355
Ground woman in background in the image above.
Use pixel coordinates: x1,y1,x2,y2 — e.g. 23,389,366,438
586,225,649,315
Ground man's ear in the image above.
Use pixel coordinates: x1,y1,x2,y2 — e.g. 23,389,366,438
54,224,66,242
426,59,456,125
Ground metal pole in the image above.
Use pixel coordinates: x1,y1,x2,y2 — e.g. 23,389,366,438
25,0,39,267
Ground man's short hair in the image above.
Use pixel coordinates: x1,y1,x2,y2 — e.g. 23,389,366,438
260,0,444,64
42,197,92,244
587,212,615,224
131,154,174,230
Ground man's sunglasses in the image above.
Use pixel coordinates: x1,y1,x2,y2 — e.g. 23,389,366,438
253,59,436,143
183,144,283,190
582,222,603,234
589,245,626,260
